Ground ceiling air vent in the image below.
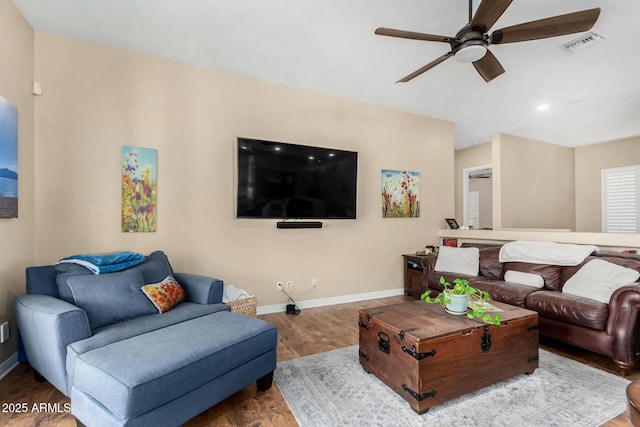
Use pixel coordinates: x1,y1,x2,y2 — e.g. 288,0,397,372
560,31,605,53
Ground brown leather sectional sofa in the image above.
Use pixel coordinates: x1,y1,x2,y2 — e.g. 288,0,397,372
421,243,640,370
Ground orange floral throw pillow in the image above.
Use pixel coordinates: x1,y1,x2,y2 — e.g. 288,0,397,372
141,275,185,313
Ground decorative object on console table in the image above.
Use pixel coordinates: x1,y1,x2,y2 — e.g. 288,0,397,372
403,254,433,297
416,245,438,256
445,218,459,229
442,238,458,247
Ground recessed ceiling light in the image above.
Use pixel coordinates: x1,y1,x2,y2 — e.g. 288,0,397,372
536,104,549,112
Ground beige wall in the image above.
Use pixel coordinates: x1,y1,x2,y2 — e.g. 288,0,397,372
575,136,640,232
32,33,454,310
459,134,640,233
0,0,35,365
495,133,575,230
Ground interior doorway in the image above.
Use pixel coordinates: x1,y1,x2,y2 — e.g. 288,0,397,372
463,165,493,229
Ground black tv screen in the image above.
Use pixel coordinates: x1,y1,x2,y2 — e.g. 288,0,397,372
236,138,358,219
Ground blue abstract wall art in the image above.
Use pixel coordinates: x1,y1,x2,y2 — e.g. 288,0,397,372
0,95,18,218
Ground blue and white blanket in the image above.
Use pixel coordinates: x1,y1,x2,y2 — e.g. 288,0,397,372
57,251,145,274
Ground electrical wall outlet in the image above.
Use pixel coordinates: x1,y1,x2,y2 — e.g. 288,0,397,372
276,281,283,291
0,321,9,344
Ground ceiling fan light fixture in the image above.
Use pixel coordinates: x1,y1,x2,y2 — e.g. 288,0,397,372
375,3,601,83
454,44,487,63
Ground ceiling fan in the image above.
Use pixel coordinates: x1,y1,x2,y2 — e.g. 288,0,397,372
375,0,601,83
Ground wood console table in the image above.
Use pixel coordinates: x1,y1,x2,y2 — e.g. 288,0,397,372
403,254,435,297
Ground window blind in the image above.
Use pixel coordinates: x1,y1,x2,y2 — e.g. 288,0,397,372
468,190,480,230
601,166,640,233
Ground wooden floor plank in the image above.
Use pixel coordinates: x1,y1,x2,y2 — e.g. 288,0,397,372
0,295,636,426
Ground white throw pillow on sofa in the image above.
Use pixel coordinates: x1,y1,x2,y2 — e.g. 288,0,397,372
562,259,640,304
504,270,544,288
435,246,479,276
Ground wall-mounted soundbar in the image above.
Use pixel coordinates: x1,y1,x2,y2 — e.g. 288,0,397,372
276,221,323,229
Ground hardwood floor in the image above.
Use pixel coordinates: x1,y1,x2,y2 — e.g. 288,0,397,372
0,295,637,426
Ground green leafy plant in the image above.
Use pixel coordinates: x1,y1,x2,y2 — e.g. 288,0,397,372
421,276,501,325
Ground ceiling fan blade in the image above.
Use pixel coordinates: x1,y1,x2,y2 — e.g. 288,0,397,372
472,50,505,82
490,8,601,44
470,0,514,32
375,27,452,43
397,52,453,83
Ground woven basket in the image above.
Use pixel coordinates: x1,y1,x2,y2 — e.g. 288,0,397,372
225,295,257,317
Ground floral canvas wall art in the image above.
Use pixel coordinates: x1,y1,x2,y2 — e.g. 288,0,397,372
0,95,18,218
122,146,157,232
381,170,420,218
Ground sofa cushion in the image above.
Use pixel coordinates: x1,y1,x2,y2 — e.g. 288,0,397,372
68,303,230,356
55,251,174,304
132,250,174,284
562,253,640,285
478,247,504,280
435,246,479,276
503,262,562,291
430,273,538,307
504,270,544,288
525,290,608,331
141,275,185,313
56,263,93,304
562,259,640,304
67,269,157,329
472,278,538,307
595,254,640,273
72,311,277,419
66,302,230,393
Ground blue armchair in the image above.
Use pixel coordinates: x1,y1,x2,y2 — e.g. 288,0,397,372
14,251,277,426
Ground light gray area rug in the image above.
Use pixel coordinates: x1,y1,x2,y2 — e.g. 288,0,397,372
274,345,630,427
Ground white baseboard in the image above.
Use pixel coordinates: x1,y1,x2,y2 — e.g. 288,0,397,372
0,352,18,381
257,288,405,315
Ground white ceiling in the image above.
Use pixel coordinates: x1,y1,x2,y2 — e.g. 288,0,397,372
12,0,640,149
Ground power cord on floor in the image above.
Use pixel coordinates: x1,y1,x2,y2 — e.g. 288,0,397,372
281,287,301,315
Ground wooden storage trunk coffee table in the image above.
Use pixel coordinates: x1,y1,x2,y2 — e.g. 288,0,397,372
358,300,539,414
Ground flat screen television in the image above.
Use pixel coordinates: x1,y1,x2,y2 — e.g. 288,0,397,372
236,137,358,219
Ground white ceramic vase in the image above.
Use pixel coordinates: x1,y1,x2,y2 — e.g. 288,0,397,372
446,294,469,315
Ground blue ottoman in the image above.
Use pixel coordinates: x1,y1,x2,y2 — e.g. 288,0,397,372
70,311,277,426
